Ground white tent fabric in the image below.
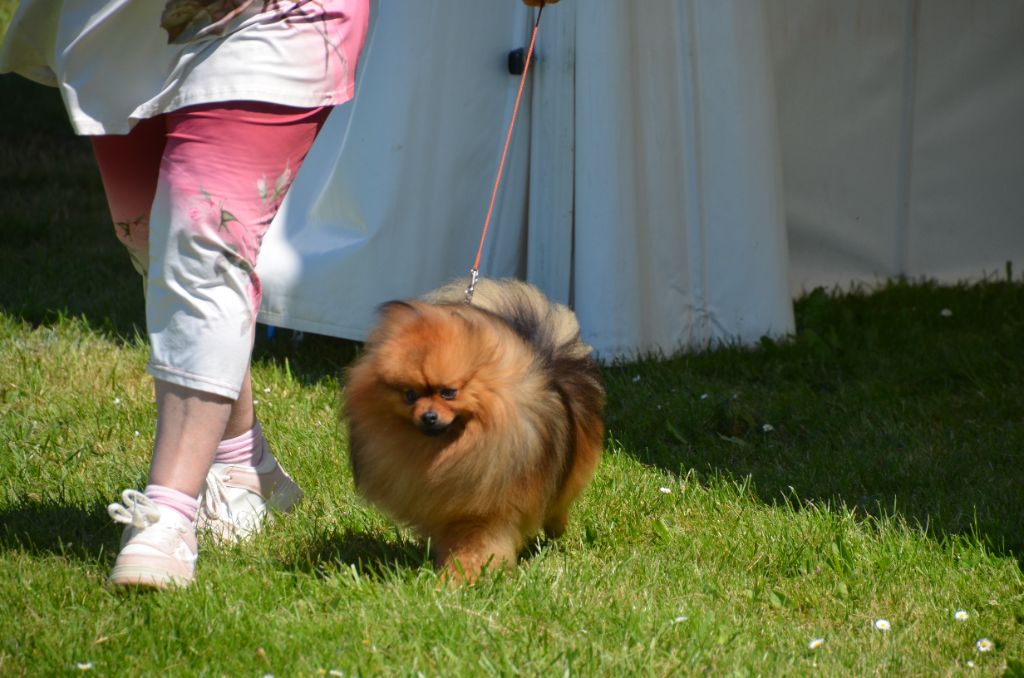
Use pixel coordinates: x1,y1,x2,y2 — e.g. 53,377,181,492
559,2,792,357
767,0,1024,292
256,2,534,341
259,0,1024,358
257,0,794,359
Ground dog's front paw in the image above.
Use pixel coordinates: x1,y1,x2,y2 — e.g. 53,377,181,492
434,526,520,585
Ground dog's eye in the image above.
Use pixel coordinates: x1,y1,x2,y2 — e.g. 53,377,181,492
439,388,458,401
402,389,418,404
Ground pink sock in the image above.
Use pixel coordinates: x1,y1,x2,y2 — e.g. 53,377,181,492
214,422,266,467
144,484,199,524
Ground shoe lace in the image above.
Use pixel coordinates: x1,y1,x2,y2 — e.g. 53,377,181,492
108,489,161,528
199,468,232,522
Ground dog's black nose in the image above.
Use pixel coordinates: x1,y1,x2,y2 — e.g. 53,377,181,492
420,411,439,427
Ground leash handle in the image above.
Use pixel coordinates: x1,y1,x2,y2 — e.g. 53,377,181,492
465,4,545,303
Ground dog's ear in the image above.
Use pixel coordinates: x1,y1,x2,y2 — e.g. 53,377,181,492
366,300,424,344
376,299,420,319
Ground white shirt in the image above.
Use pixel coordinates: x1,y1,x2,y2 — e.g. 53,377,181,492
0,0,370,134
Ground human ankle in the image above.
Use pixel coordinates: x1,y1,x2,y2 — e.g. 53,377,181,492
143,484,199,524
215,421,266,467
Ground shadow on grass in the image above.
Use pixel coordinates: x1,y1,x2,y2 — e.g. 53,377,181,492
278,528,553,583
602,281,1024,564
279,529,430,581
0,500,119,564
0,75,146,341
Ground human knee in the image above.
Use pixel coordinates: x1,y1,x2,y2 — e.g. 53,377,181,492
111,213,150,276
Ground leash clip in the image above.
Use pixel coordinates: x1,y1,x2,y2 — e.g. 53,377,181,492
464,268,480,304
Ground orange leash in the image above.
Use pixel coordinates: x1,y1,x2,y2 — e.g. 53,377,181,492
465,4,545,303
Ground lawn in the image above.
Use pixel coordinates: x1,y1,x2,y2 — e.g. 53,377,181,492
0,0,14,45
1,63,1023,676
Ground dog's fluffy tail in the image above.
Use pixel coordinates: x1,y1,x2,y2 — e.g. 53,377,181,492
424,277,588,362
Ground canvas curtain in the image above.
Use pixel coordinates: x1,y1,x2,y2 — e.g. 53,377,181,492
257,0,794,359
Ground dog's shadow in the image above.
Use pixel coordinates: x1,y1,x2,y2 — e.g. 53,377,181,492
0,500,120,564
279,528,555,582
278,529,432,581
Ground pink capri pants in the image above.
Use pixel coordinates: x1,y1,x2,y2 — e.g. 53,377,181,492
91,102,330,399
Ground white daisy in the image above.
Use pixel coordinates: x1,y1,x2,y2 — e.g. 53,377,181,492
954,609,969,621
113,398,121,406
940,308,953,318
976,638,994,653
673,615,688,624
76,663,93,672
808,638,824,651
761,423,775,432
873,618,891,632
659,487,672,494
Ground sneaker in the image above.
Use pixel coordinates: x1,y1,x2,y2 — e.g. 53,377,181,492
107,489,198,589
196,445,303,544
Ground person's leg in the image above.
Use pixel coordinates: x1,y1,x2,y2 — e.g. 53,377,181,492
149,381,233,497
90,116,165,277
92,118,250,499
146,99,328,481
145,367,254,498
101,103,330,587
92,122,207,588
225,368,257,439
92,117,250,508
145,101,330,402
145,102,330,560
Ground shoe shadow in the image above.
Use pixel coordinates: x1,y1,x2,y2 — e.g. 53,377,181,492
0,500,120,564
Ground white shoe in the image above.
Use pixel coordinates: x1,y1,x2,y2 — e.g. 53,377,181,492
196,440,303,544
107,489,198,590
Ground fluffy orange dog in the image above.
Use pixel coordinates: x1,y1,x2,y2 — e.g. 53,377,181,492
343,278,604,582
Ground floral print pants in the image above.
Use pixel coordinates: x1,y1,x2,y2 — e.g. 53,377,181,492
91,102,330,398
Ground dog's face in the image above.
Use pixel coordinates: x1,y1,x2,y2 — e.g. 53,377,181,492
397,383,462,436
361,301,502,439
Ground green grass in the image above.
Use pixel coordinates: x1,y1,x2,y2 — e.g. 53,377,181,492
2,74,1023,676
0,0,17,46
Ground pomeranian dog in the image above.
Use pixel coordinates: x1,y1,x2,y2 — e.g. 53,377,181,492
342,277,604,582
